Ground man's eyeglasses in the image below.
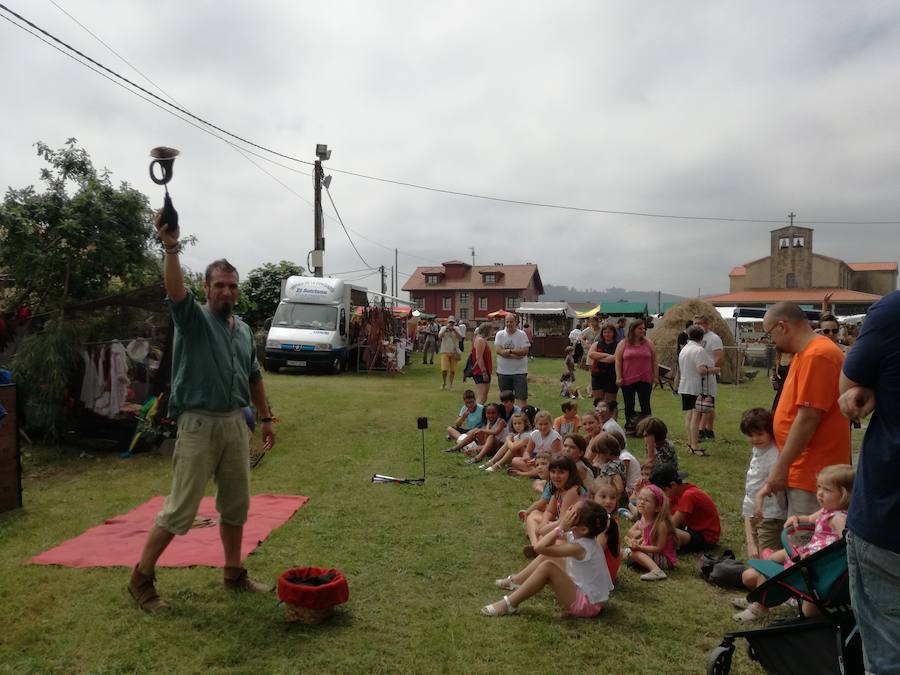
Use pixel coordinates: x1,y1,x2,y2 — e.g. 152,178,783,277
763,320,784,339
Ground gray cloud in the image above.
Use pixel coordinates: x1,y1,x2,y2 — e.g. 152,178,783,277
2,1,899,299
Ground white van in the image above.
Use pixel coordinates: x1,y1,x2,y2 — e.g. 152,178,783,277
263,276,368,373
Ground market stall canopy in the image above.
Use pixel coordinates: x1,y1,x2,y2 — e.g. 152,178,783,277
516,302,577,318
601,302,648,317
575,305,601,319
354,305,411,319
487,309,512,318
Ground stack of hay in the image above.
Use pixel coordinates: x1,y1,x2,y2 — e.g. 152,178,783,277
650,300,739,384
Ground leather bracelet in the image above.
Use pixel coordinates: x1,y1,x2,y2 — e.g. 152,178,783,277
163,245,181,254
259,417,273,424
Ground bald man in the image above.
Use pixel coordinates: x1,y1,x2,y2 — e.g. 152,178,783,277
756,302,850,517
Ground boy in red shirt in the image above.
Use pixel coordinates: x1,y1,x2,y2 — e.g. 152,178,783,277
650,463,721,551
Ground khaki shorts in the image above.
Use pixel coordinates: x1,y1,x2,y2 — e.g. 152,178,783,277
155,409,251,535
749,517,786,553
440,352,459,371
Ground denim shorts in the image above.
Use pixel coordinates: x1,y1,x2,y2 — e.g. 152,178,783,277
847,530,900,674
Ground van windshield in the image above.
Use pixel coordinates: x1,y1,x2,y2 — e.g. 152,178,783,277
273,303,337,330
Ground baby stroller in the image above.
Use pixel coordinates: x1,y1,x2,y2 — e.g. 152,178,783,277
706,526,863,675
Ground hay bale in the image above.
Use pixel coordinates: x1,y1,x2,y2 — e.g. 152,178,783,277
649,300,739,384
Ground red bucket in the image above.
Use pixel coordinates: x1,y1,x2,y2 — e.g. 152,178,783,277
277,567,349,624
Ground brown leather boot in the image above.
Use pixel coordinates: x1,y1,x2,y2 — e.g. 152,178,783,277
128,564,168,612
223,566,271,593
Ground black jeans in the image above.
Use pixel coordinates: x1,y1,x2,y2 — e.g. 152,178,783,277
622,381,652,422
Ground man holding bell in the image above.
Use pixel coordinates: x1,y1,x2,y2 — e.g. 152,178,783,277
128,212,277,612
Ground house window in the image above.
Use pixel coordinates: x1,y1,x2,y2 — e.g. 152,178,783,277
779,238,790,249
458,308,469,321
458,291,469,305
411,296,424,309
484,273,497,284
442,296,452,310
426,274,440,285
505,296,520,310
793,236,805,247
786,273,796,288
478,296,488,310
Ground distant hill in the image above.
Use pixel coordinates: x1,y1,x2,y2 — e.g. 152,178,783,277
541,285,689,313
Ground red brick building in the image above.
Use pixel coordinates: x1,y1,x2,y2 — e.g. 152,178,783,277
402,261,543,322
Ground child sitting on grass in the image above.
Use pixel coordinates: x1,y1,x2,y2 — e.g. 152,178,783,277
560,371,581,399
482,412,531,472
635,416,678,467
463,403,509,464
553,401,580,435
444,389,484,451
524,455,585,551
592,476,623,582
734,464,855,622
738,407,786,558
510,410,562,477
628,460,655,518
483,500,614,618
623,484,677,581
585,433,626,499
561,433,592,484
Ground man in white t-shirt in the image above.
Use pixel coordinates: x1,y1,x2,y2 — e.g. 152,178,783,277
457,321,467,353
495,314,531,407
694,314,723,440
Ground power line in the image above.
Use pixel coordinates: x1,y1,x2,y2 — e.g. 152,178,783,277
324,186,371,269
0,2,314,167
8,5,899,230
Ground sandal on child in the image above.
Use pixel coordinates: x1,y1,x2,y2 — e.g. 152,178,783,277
480,595,517,616
495,575,520,591
733,605,768,622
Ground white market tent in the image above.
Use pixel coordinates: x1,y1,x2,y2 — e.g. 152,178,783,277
516,302,577,318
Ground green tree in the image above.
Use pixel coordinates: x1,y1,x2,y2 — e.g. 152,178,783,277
240,261,304,327
0,139,158,313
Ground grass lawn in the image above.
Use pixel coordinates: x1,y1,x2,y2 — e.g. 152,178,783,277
0,354,862,674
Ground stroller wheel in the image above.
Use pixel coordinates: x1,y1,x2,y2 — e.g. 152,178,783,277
706,645,734,675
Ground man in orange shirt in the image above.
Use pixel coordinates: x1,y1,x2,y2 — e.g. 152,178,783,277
756,302,850,517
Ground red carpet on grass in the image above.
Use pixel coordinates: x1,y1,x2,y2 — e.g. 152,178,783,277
31,494,308,568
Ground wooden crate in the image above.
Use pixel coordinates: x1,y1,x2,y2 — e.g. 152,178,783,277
0,384,22,512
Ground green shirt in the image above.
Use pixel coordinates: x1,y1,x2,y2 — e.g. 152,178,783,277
167,291,261,418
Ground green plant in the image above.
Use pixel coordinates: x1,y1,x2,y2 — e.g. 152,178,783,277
10,318,82,438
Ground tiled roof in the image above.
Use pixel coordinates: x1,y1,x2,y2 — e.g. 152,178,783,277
847,262,898,272
402,263,543,293
729,266,746,277
703,288,882,304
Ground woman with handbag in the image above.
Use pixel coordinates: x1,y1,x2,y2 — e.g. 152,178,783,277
677,326,720,456
469,323,494,404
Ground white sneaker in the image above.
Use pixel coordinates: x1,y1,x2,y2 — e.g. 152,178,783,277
733,605,768,622
485,465,498,473
640,569,667,581
731,596,750,610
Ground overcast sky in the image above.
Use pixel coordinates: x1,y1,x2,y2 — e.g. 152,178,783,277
2,1,899,299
